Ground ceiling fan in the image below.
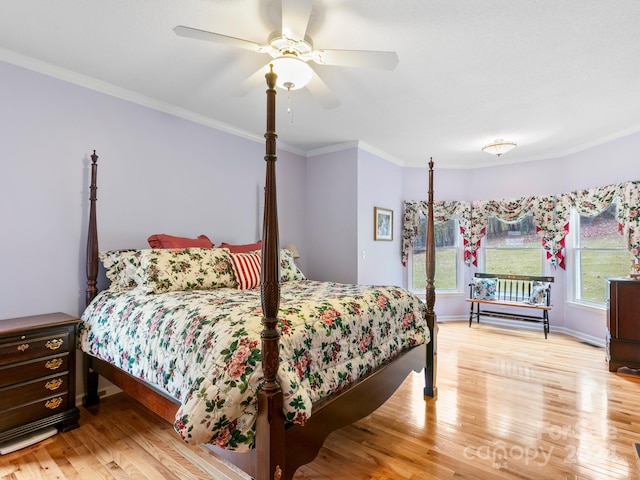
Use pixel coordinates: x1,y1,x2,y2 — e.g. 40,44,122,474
173,0,399,109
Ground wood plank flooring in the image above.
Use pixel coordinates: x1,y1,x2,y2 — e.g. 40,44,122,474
2,321,640,480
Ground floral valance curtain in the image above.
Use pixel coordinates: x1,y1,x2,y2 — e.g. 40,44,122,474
618,180,640,257
401,200,466,266
402,179,640,269
459,196,563,267
559,180,640,259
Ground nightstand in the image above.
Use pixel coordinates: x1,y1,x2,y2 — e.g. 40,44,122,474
0,312,80,444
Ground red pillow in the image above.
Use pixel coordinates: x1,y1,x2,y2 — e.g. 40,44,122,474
219,240,262,253
229,252,262,290
147,234,214,249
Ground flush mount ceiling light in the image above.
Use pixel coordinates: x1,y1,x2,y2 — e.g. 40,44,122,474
482,139,517,157
270,55,313,91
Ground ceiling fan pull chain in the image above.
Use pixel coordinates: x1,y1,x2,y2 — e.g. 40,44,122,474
287,90,294,123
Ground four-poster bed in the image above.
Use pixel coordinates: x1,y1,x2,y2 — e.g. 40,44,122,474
80,66,437,480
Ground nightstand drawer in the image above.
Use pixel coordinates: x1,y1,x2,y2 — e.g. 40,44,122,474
0,374,69,411
0,394,69,432
0,329,72,366
0,354,69,388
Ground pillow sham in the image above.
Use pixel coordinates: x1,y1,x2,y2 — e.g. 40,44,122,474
229,252,262,290
99,249,142,292
472,277,498,301
135,247,236,294
219,240,262,253
147,234,214,249
280,248,306,282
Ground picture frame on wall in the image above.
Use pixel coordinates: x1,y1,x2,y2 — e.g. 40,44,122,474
374,207,393,241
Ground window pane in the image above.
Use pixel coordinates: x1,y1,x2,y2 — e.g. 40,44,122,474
412,216,458,291
414,216,457,249
412,248,457,290
484,215,543,275
580,203,626,249
579,250,632,303
485,215,538,248
485,249,542,276
576,200,632,304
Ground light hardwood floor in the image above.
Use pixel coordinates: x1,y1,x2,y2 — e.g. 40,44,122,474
2,321,640,480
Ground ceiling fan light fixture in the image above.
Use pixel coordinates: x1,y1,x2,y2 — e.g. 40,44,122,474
271,55,313,91
482,139,517,157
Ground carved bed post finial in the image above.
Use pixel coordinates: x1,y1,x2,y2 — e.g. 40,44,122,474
424,157,438,399
256,63,286,480
86,150,99,306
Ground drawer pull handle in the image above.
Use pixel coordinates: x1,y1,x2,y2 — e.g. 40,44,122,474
45,378,63,390
45,397,63,409
45,358,64,370
46,339,64,350
17,343,29,352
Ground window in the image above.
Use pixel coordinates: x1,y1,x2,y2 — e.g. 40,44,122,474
410,215,459,292
573,201,632,305
483,215,543,276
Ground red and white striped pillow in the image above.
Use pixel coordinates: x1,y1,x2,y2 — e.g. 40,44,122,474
229,252,262,290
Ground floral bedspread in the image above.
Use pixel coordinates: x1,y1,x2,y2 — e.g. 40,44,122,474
78,280,428,451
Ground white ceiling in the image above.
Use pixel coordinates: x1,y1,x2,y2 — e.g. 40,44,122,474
2,0,640,168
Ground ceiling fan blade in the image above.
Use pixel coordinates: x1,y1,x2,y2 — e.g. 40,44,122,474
314,49,399,70
230,65,270,97
281,0,313,41
173,25,263,52
306,69,340,109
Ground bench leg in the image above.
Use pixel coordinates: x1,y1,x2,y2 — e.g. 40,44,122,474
469,302,480,327
543,311,549,339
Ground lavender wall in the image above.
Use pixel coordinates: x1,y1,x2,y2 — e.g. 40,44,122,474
0,60,307,321
304,148,358,283
356,148,404,286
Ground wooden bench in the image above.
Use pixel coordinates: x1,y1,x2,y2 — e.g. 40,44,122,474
466,273,554,338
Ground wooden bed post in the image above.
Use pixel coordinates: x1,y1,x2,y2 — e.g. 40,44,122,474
257,64,286,480
86,150,99,306
424,158,438,399
84,150,101,407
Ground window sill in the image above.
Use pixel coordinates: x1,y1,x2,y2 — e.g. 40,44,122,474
566,300,606,313
414,291,465,300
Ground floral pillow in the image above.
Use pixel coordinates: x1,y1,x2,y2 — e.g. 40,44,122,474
527,281,550,305
472,277,498,301
135,248,236,294
99,249,142,292
280,248,306,282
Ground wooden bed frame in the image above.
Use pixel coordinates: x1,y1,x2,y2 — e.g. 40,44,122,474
83,65,437,480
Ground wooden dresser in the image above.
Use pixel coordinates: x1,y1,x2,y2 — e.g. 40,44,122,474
606,278,640,372
0,312,80,444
